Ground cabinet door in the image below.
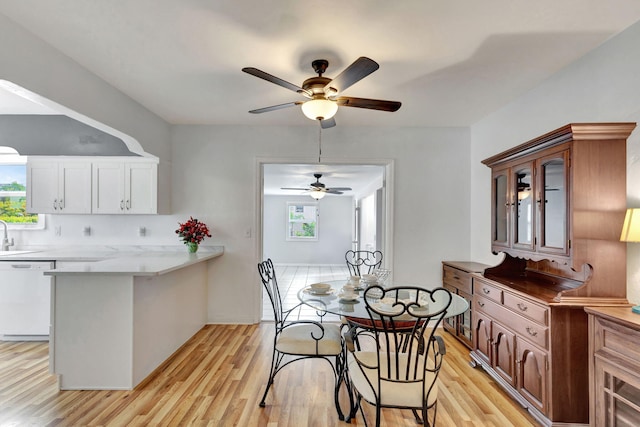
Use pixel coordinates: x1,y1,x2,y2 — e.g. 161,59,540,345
473,310,492,365
59,162,92,213
595,358,640,427
92,162,125,213
492,323,516,387
516,336,547,414
491,168,510,249
124,162,157,214
442,284,457,336
458,290,473,348
512,162,535,251
537,150,569,256
26,161,59,213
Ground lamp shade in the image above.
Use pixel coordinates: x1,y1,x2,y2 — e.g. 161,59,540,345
621,208,640,242
309,190,326,200
301,99,338,121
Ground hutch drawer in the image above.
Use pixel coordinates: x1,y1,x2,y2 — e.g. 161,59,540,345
503,292,548,326
443,265,473,294
474,278,503,304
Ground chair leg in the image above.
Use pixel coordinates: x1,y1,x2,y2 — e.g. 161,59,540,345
333,353,345,421
354,395,366,426
412,408,424,424
428,402,438,427
259,349,280,407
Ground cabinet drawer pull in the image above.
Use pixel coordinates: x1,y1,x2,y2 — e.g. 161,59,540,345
453,275,460,280
517,303,528,312
53,199,58,210
59,199,63,210
120,200,125,210
478,301,485,307
482,288,491,294
526,327,538,337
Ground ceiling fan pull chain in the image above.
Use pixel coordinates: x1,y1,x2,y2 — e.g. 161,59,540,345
318,125,322,163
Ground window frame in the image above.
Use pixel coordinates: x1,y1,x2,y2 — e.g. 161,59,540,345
0,154,45,230
286,202,318,241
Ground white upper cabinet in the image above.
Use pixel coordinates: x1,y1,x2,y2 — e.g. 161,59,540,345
27,160,92,214
92,161,157,214
26,157,158,215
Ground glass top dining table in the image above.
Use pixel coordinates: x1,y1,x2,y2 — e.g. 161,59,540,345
297,280,469,320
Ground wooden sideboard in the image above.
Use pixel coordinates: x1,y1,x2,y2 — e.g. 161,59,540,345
586,306,640,427
472,123,636,426
442,261,490,348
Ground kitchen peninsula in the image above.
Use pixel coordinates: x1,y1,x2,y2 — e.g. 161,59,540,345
0,246,223,390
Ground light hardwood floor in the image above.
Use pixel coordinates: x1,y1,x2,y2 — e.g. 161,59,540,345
0,323,539,426
0,264,540,426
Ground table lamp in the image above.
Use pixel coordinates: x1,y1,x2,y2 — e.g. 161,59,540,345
620,208,640,314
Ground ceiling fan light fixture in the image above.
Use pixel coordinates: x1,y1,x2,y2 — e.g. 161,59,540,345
301,98,338,121
309,189,326,200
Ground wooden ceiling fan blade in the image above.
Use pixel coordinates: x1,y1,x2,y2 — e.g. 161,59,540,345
249,102,302,114
320,117,336,129
336,97,401,112
323,57,379,95
242,67,312,97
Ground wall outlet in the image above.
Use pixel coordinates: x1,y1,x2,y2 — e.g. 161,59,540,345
138,226,146,237
55,226,61,236
83,226,91,236
244,228,252,238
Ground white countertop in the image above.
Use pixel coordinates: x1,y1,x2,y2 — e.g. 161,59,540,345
0,245,224,276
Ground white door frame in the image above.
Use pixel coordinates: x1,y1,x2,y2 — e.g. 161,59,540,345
253,156,395,322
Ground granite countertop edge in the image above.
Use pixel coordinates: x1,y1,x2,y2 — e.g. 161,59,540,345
0,245,224,276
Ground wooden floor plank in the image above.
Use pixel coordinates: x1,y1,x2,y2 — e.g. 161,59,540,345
0,323,540,426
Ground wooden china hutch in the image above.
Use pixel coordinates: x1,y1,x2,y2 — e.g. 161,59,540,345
471,123,636,426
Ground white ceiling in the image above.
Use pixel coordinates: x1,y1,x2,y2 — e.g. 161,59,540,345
1,0,640,128
2,1,640,194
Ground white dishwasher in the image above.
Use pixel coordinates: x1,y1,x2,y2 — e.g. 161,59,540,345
0,261,54,341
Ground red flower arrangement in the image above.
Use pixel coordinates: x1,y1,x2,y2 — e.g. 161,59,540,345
175,217,211,245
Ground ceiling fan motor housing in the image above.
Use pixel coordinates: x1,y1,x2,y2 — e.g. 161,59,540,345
311,59,329,76
302,76,332,97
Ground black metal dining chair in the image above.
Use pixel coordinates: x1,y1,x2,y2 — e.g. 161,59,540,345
257,258,346,420
345,250,383,276
343,285,452,426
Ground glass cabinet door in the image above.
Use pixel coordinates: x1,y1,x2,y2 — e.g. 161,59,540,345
492,169,510,248
538,151,569,256
513,164,534,250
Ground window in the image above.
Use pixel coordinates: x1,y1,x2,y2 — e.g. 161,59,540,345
287,202,318,241
0,154,42,228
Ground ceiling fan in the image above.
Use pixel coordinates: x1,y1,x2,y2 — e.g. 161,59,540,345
242,57,401,128
281,173,352,200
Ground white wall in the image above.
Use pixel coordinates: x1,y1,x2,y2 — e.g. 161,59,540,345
469,19,640,305
172,125,471,323
263,195,352,264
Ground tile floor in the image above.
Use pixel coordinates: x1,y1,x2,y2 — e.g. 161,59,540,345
262,264,350,322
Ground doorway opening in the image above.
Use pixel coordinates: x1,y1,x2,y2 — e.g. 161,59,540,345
258,162,393,321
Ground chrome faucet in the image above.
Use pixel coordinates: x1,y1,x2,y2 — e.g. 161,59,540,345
0,220,14,251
